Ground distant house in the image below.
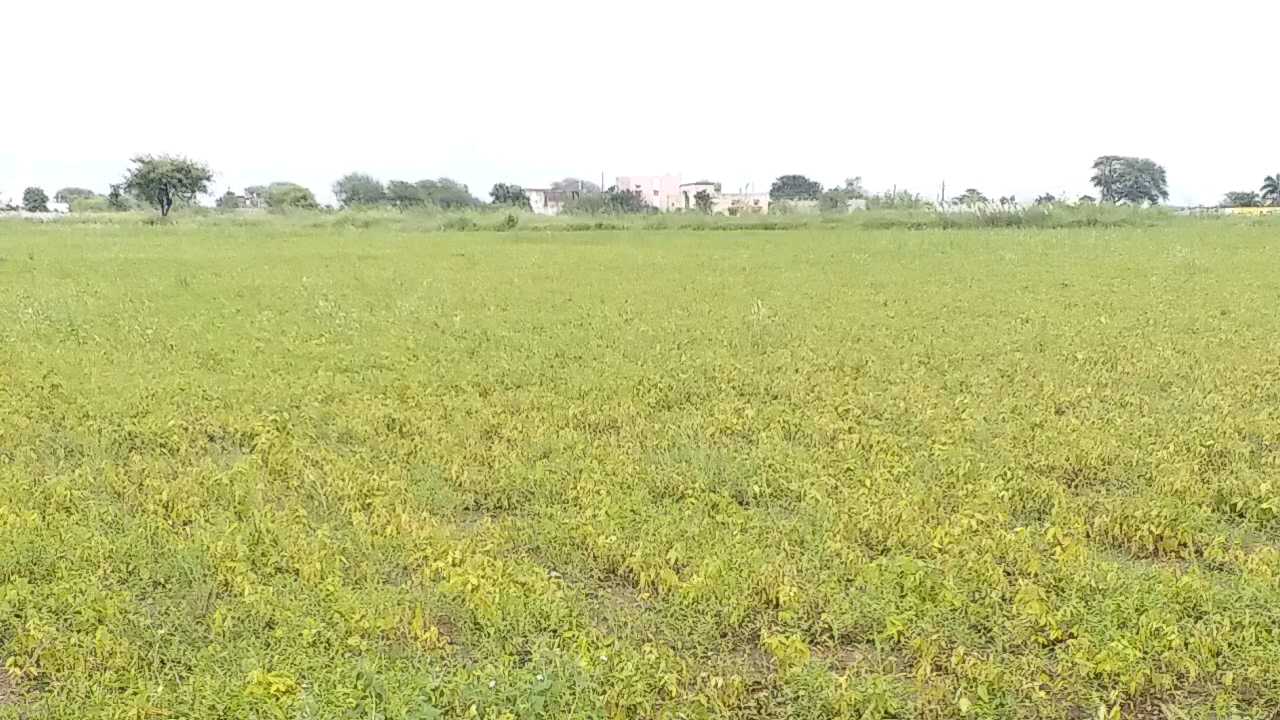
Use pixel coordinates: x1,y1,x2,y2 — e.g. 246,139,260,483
616,175,684,212
616,175,774,215
527,188,578,216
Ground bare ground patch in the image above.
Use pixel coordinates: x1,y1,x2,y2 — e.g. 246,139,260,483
0,670,19,706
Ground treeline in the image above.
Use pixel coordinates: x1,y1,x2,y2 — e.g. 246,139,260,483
9,155,1278,216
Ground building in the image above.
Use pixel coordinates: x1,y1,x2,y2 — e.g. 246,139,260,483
616,176,775,215
527,188,572,216
714,192,770,215
615,175,684,212
678,181,719,210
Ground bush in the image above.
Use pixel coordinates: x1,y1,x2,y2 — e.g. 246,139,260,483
441,216,478,232
70,196,111,213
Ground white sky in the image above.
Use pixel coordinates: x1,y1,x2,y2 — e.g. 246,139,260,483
2,0,1277,207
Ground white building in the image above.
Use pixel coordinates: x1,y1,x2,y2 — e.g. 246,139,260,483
527,188,581,216
615,175,683,212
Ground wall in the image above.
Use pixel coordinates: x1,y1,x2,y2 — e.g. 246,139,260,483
679,183,718,210
616,175,683,212
714,192,770,215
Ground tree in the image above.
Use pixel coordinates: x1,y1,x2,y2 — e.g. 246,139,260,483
333,173,386,207
243,185,268,208
603,187,652,214
107,183,132,210
490,183,531,210
216,190,242,210
1090,156,1169,205
693,189,713,213
1261,174,1280,206
264,182,318,210
386,180,424,209
550,177,602,194
121,155,213,216
769,174,823,201
1034,193,1058,206
951,188,989,207
417,178,479,209
70,196,110,213
22,187,50,212
54,187,96,205
1222,191,1262,208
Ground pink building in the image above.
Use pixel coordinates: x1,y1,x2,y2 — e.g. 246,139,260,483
615,175,683,212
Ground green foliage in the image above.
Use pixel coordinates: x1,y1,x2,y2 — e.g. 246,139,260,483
866,189,930,210
1091,155,1170,205
243,185,268,207
769,174,823,201
602,187,652,214
562,188,654,216
1261,174,1280,206
53,187,96,205
21,187,49,212
694,189,714,214
1222,191,1262,208
5,217,1280,719
215,190,242,210
561,192,609,215
69,196,110,213
489,183,531,210
121,154,213,216
415,178,479,210
333,172,387,208
386,180,424,209
819,187,864,213
264,182,319,210
1035,193,1058,205
951,188,989,207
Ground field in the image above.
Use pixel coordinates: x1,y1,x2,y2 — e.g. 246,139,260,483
3,215,1280,719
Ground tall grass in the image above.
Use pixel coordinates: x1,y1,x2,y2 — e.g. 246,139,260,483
14,202,1208,235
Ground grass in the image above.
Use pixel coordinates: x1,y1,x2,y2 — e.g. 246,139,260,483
2,216,1280,719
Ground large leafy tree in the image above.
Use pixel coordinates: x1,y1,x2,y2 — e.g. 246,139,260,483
1090,156,1169,205
768,174,823,201
386,180,425,209
418,178,479,209
22,187,50,212
489,183,531,210
1261,173,1280,206
951,188,990,207
1222,191,1262,208
54,187,96,205
265,182,318,209
333,173,386,207
121,155,213,216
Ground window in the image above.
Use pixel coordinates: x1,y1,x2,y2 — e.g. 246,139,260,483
653,190,659,197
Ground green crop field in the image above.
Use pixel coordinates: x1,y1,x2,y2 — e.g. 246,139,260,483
3,217,1280,719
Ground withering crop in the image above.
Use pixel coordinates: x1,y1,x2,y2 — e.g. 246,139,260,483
2,217,1279,718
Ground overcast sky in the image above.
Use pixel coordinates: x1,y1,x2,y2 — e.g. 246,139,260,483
2,0,1277,207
